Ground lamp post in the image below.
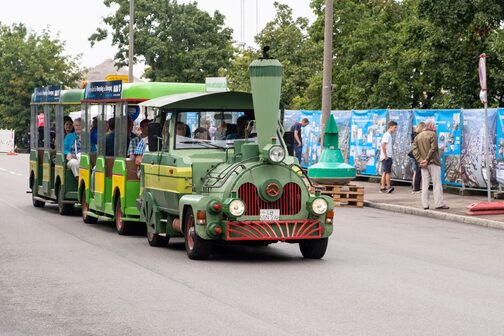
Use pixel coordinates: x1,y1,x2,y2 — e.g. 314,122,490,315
128,0,134,83
320,0,333,146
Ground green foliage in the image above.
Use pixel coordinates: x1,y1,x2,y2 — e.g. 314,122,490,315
90,0,235,83
0,23,82,149
304,0,504,109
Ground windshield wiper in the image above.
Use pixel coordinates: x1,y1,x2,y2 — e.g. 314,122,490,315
179,140,228,150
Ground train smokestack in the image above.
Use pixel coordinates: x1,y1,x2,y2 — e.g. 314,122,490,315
249,47,283,150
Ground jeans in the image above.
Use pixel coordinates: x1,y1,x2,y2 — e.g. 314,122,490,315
294,144,303,165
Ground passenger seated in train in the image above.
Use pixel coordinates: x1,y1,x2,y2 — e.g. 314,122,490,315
105,118,115,156
226,115,249,140
63,117,82,178
193,127,210,140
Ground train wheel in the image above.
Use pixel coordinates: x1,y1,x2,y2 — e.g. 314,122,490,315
184,208,212,260
81,189,97,224
115,198,132,235
147,228,168,247
299,238,328,259
32,189,45,208
57,185,73,216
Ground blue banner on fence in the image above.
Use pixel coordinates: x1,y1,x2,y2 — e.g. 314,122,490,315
84,80,122,100
496,108,504,186
388,110,414,180
299,110,322,167
349,109,387,175
331,111,352,163
461,109,497,188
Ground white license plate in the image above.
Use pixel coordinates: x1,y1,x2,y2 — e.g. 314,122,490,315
260,209,280,221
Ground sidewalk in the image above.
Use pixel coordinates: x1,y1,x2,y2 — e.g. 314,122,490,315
352,179,504,230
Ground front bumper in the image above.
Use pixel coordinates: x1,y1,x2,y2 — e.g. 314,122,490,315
225,219,323,241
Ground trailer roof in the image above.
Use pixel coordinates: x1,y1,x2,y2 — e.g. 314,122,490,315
138,91,253,110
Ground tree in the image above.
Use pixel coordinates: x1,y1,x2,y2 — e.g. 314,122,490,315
90,0,235,83
0,23,82,149
307,0,504,110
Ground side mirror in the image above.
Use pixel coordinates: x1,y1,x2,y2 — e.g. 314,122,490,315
148,122,161,152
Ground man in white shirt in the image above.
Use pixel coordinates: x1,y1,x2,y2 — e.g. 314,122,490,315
380,120,398,193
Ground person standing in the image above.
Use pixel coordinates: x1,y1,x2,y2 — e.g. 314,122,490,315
412,119,449,210
290,117,309,164
379,121,398,193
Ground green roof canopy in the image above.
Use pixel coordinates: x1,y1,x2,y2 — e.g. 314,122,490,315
138,91,253,110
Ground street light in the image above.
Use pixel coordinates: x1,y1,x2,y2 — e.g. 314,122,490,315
128,0,134,83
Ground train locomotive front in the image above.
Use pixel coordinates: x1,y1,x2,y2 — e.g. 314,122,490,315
139,55,334,259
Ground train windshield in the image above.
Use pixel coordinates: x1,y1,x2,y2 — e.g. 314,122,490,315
175,110,256,149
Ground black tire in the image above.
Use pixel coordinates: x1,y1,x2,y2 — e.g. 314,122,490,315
32,188,45,208
81,189,97,224
147,226,168,247
115,198,133,235
57,185,73,215
299,238,328,259
184,208,212,260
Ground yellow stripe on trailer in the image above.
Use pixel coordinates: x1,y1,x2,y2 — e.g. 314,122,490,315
94,171,105,193
55,165,64,185
112,174,125,198
42,162,50,182
143,164,192,193
30,161,37,179
79,168,90,191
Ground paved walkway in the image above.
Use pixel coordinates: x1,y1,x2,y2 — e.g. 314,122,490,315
352,179,504,230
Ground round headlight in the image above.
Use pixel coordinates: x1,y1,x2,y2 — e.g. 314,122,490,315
312,198,328,215
268,146,285,163
229,199,245,217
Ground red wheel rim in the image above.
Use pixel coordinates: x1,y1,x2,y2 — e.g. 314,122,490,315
116,201,123,232
81,192,88,217
186,214,195,251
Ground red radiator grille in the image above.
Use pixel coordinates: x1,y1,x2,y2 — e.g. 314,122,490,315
238,182,301,216
226,220,322,241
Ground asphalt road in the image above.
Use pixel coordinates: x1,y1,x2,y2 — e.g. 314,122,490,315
1,154,504,336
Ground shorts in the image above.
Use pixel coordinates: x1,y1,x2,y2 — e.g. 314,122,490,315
382,158,393,173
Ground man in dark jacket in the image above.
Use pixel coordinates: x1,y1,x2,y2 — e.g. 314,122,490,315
412,120,449,210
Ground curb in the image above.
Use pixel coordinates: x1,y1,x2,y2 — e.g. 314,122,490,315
364,201,504,230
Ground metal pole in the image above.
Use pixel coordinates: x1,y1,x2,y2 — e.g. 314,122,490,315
484,102,491,201
128,0,134,83
320,0,333,145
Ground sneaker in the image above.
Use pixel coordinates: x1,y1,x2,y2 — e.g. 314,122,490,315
411,190,421,195
435,205,450,210
386,187,395,193
379,188,387,193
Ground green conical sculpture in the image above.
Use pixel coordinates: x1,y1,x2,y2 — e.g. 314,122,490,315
308,115,356,185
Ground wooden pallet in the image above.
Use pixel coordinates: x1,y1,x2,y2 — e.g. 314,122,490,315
310,184,364,207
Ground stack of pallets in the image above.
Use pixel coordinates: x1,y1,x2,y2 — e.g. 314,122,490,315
310,184,364,208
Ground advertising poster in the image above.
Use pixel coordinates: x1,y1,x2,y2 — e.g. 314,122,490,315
331,111,352,163
349,109,387,175
495,108,504,187
414,110,462,185
388,110,414,180
437,110,462,186
299,110,322,167
461,108,497,188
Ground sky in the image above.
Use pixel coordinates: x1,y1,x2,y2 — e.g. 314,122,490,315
0,0,316,78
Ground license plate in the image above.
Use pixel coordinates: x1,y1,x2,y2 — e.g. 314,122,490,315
260,209,280,221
